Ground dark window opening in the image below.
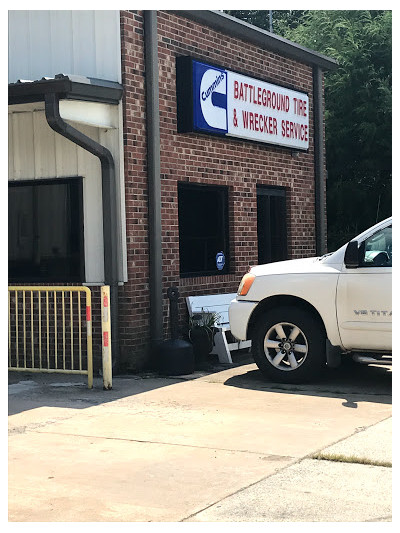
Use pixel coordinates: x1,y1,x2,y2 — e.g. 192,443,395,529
178,183,229,277
257,186,288,264
8,178,84,282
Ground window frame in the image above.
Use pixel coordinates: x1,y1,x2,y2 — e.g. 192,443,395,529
178,182,230,278
256,185,288,265
8,177,85,283
360,225,392,268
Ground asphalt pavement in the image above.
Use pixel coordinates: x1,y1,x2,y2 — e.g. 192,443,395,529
8,355,392,523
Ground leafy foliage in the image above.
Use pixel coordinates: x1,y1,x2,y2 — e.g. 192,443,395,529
225,10,307,34
225,10,392,249
189,311,220,330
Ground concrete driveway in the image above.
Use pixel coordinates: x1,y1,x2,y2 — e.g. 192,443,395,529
8,356,392,522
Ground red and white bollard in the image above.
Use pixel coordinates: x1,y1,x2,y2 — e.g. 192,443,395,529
101,286,112,390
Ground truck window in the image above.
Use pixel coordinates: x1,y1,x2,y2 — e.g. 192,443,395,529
362,226,392,267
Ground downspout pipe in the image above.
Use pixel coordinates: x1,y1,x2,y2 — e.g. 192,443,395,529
45,92,120,369
313,66,327,256
144,11,164,352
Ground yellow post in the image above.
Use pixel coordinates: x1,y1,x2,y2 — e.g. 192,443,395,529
101,285,112,390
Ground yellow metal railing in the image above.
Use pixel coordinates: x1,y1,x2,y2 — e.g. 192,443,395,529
8,286,93,388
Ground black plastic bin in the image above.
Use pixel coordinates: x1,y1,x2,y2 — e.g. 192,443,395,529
157,287,194,376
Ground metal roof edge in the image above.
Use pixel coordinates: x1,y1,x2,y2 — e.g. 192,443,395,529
167,10,338,71
8,74,123,106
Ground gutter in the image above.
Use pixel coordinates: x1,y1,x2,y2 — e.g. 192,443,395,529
144,10,164,351
9,74,123,105
313,67,327,255
44,92,121,369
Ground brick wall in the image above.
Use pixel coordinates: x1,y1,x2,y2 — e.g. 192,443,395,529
119,11,150,370
119,10,322,371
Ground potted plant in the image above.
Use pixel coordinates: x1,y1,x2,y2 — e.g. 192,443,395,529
188,311,220,367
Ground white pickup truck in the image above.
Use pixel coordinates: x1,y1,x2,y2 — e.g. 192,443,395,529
229,217,392,383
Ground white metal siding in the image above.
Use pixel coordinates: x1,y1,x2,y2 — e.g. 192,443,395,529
8,10,121,83
32,111,57,178
8,110,106,283
8,10,127,283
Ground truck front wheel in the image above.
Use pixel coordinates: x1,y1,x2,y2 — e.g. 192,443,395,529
252,306,325,383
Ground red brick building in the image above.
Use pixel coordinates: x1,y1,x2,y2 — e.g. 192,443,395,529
8,10,337,373
118,10,336,370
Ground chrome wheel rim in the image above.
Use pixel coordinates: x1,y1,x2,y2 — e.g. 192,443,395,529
263,321,308,371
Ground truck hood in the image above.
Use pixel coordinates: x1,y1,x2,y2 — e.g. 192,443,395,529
250,256,341,277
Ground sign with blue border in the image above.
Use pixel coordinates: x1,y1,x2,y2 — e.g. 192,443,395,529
192,61,228,135
176,57,309,151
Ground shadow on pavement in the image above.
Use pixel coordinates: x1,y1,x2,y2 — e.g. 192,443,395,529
8,370,194,416
9,352,391,416
223,358,392,407
8,351,253,416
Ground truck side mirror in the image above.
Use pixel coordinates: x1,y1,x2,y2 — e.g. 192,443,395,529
344,240,361,268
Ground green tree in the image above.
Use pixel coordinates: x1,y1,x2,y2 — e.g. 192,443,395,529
286,10,392,248
225,10,306,35
225,10,392,250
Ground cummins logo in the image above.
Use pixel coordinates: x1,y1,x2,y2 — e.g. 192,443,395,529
199,69,227,130
192,61,228,134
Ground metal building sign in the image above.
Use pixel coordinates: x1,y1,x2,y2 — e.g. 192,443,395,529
177,57,309,151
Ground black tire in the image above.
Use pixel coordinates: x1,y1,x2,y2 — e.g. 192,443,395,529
252,306,326,383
